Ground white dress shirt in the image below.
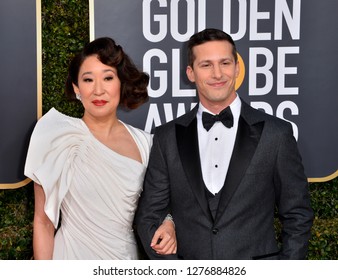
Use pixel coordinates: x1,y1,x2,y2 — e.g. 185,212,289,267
197,95,241,195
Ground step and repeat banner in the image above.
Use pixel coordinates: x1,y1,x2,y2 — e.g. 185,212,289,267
90,0,337,182
0,0,41,189
1,0,337,188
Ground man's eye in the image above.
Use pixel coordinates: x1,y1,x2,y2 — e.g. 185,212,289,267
222,60,232,66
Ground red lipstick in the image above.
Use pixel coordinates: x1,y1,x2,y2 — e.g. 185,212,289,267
92,100,108,106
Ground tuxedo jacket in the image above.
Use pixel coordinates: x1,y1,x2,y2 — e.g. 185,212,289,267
134,100,313,260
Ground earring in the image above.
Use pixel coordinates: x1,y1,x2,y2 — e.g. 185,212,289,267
76,93,82,101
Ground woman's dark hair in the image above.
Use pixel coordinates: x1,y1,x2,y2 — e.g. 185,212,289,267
65,37,149,109
187,28,238,67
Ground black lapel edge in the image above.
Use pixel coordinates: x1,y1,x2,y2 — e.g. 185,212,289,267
215,116,264,222
176,118,212,220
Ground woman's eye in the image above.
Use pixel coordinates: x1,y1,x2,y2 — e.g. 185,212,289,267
105,76,113,81
83,78,92,82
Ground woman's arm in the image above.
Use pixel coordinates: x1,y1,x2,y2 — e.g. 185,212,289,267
33,182,55,259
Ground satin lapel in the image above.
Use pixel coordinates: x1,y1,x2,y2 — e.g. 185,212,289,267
176,118,212,220
215,115,264,223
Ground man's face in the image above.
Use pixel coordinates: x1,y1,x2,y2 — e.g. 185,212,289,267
186,40,239,113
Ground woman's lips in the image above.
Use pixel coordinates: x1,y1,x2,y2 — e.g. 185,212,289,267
92,100,108,106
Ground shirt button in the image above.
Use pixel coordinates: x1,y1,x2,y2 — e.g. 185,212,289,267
212,228,219,234
215,137,218,141
215,164,218,168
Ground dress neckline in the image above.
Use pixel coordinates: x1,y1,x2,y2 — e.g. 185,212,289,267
79,118,145,166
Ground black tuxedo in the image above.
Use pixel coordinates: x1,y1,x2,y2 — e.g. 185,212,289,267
134,100,313,259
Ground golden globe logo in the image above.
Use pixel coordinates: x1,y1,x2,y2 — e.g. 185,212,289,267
235,52,245,91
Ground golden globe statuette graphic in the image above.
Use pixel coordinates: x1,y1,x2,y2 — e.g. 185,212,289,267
235,52,245,91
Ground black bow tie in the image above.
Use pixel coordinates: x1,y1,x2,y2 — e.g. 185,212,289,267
202,107,234,131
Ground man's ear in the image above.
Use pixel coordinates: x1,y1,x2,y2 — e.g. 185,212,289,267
186,66,195,82
235,60,240,78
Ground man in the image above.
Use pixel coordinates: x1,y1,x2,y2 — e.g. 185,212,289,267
135,28,313,259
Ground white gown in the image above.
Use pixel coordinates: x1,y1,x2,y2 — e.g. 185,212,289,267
24,108,152,259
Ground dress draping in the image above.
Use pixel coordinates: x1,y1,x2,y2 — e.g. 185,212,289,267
24,108,152,259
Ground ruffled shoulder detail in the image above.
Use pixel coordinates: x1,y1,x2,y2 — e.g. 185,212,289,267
24,108,87,228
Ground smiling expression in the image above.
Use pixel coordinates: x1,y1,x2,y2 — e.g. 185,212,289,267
186,40,240,114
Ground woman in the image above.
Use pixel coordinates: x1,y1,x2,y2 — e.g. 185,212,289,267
24,37,176,259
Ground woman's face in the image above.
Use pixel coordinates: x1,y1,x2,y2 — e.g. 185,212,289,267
73,55,121,120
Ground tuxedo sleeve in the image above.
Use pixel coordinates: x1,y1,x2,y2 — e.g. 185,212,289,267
134,129,178,260
274,123,314,259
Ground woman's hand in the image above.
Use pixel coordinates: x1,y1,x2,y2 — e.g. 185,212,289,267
150,219,177,255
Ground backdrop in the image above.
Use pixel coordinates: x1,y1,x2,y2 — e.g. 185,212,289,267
90,0,338,182
0,0,41,189
1,0,337,188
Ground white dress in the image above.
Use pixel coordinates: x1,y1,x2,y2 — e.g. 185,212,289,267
24,108,152,259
